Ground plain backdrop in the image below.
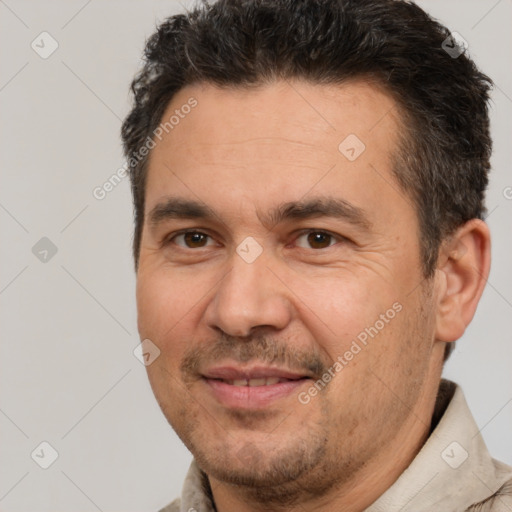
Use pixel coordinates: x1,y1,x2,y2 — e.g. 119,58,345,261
0,1,511,510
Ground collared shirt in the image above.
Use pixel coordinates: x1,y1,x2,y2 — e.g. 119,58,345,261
159,380,512,512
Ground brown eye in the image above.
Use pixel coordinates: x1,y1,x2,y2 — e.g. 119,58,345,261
295,231,338,249
174,231,212,248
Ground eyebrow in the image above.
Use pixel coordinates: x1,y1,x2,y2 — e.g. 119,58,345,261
148,196,372,231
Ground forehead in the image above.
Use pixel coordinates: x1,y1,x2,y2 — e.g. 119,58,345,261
156,78,400,155
144,79,410,230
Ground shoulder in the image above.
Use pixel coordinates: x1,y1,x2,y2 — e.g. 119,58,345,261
465,469,512,511
158,497,181,512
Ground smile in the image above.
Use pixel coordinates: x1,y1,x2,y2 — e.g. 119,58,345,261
200,365,311,408
218,377,299,386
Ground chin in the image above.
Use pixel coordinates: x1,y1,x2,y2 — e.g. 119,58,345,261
187,427,326,487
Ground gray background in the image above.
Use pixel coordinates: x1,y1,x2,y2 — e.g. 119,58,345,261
0,0,510,510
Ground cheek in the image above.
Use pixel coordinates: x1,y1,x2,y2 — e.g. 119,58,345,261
291,271,397,359
136,271,202,401
136,269,202,351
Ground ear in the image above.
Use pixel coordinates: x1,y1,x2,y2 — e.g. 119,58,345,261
435,219,491,343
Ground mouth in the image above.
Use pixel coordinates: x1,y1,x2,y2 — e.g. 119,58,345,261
212,376,303,386
200,365,311,409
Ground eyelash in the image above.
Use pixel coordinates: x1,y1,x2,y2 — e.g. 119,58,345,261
164,229,346,250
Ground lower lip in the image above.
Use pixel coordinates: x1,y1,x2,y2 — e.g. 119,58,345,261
203,378,309,409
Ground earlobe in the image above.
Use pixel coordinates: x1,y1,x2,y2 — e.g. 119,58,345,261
435,219,491,343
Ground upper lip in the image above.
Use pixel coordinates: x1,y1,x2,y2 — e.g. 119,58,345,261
201,365,310,381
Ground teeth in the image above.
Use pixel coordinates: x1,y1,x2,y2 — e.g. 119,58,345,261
248,378,266,387
226,377,289,386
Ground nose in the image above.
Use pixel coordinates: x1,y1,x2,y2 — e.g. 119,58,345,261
204,247,293,338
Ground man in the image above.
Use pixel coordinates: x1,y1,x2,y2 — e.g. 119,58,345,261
121,0,512,510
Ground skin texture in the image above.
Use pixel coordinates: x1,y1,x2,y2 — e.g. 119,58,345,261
136,80,491,512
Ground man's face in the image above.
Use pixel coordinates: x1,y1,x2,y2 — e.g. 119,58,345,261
136,80,442,495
